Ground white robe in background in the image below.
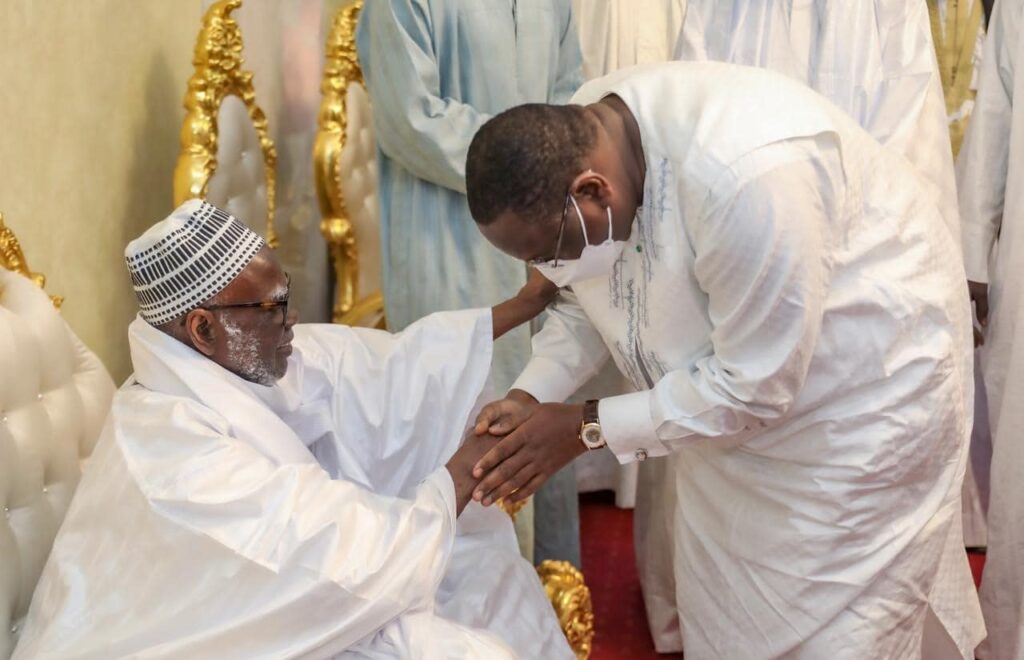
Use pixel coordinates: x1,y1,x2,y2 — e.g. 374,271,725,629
14,311,571,659
572,0,686,80
956,0,1024,656
674,0,959,243
513,62,984,658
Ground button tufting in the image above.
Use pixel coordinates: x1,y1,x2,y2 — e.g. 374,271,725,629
37,393,43,400
42,486,48,494
10,624,16,634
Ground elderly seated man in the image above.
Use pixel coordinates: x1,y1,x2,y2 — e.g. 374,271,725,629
13,200,572,659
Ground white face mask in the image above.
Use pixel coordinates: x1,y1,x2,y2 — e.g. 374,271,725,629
534,195,626,287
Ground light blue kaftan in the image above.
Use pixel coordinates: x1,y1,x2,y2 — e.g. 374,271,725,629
356,0,583,394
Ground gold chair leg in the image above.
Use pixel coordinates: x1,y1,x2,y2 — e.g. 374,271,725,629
537,559,595,659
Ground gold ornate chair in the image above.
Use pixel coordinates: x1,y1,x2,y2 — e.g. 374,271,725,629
315,1,385,328
0,214,115,659
174,0,279,246
316,5,593,657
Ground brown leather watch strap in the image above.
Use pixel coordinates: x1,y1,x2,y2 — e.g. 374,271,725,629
583,399,600,425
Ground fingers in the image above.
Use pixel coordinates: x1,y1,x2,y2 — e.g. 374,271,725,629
473,431,524,479
508,473,546,503
976,294,989,327
480,462,536,507
974,325,985,348
474,400,513,435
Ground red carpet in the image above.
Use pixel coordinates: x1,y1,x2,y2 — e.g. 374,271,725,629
581,490,988,659
580,491,683,660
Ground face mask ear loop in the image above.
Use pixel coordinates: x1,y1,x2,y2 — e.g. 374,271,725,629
569,195,591,246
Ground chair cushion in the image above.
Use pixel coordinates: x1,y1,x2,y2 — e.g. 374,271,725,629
338,82,382,300
0,269,114,657
207,94,271,240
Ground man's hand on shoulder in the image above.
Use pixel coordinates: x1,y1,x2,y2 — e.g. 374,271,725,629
490,270,559,340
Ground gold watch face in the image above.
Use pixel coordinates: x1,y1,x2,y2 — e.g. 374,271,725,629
582,423,604,448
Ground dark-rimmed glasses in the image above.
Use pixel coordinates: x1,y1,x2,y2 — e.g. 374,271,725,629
201,275,291,327
528,193,571,268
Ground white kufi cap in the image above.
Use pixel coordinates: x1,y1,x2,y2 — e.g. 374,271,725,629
125,199,265,325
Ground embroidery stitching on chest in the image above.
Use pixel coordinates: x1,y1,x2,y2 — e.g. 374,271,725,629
611,158,673,390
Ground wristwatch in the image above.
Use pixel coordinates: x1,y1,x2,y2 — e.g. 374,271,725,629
579,399,606,450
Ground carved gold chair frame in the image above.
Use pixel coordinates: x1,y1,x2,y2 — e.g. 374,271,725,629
0,213,62,307
174,0,279,247
314,0,385,328
316,3,592,657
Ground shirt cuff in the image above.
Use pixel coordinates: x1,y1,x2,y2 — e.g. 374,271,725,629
511,357,583,403
424,466,458,526
962,222,996,283
599,391,668,464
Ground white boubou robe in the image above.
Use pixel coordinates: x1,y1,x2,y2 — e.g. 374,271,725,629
513,62,984,658
569,0,687,516
674,0,959,244
13,310,571,659
956,0,1024,657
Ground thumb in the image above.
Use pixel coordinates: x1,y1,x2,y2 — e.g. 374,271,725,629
475,401,510,435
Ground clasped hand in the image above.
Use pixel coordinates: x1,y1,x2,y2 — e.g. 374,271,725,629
468,390,587,507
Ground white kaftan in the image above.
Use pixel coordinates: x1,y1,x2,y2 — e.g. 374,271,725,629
957,0,1024,656
514,62,984,658
14,310,570,659
570,0,686,515
674,0,959,244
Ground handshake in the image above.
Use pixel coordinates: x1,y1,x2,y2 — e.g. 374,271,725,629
445,389,588,515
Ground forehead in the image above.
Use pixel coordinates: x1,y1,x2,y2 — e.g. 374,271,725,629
221,249,287,301
480,210,559,261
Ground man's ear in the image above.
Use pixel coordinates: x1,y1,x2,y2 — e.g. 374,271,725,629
185,309,219,357
571,170,613,207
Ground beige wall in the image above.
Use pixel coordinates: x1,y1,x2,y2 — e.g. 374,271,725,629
0,1,204,381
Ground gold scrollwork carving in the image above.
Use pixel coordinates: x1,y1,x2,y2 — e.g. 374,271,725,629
315,0,385,327
0,213,63,308
174,0,279,247
537,560,595,659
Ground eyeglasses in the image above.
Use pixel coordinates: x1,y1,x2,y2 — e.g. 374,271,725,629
200,276,291,327
528,193,571,267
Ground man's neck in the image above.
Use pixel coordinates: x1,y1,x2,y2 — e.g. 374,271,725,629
592,95,646,207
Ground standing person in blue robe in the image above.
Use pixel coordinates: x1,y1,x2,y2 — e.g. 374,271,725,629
356,0,584,567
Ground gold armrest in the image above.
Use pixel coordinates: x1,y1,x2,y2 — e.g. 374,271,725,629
0,213,62,308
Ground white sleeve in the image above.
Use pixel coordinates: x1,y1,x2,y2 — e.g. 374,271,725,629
599,145,835,463
956,0,1018,283
511,289,610,402
297,309,494,495
128,413,458,644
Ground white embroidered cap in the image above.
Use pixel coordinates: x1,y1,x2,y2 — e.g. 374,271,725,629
125,199,265,325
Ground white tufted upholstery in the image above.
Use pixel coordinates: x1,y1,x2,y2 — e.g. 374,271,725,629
206,94,271,240
0,268,114,658
338,82,382,301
